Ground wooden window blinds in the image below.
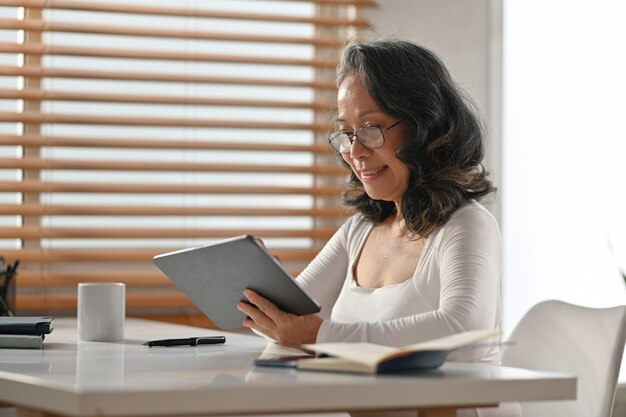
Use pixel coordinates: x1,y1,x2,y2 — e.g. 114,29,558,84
0,0,376,327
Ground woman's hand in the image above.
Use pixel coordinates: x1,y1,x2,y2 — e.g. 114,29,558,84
238,289,323,348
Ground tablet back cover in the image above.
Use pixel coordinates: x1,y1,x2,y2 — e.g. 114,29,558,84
153,236,320,329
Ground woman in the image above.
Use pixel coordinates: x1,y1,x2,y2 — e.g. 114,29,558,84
237,39,501,364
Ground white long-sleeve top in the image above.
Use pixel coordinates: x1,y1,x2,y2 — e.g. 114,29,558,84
297,200,501,362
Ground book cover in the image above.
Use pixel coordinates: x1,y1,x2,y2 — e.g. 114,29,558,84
0,334,45,349
0,317,54,335
254,329,500,374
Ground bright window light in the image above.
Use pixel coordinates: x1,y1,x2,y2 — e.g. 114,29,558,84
503,0,626,379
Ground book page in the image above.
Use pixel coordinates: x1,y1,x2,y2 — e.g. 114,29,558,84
401,329,500,352
304,329,500,365
257,342,313,360
302,342,398,366
297,357,374,374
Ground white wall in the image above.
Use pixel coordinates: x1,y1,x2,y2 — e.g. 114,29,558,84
503,0,626,383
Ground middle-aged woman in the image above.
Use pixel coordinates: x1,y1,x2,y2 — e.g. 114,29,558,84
238,39,504,366
239,38,521,416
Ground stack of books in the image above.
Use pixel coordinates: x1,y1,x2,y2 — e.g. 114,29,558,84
0,317,54,349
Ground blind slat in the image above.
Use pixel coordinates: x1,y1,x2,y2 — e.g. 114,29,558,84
0,180,344,196
0,203,347,217
1,226,337,239
0,134,332,153
272,0,377,5
20,269,172,287
0,0,373,26
0,112,329,131
0,157,347,175
17,292,193,310
19,268,304,286
0,248,318,263
0,42,339,68
0,18,345,47
0,87,334,110
0,65,338,90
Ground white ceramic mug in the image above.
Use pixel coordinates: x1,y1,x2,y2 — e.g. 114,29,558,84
77,282,125,342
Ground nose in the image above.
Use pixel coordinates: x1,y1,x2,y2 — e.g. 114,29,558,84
348,134,370,160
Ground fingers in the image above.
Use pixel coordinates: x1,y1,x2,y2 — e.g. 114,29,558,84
237,300,276,332
239,290,323,348
243,289,282,320
238,290,290,342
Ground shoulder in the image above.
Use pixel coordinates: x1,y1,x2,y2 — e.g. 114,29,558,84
432,201,501,262
335,213,372,255
434,200,500,241
447,200,499,229
340,213,370,234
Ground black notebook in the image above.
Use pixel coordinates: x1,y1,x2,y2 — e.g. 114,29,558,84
0,317,54,335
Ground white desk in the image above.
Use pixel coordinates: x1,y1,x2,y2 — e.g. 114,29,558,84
0,319,576,417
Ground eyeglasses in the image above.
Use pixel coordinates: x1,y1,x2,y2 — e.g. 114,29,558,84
328,120,404,153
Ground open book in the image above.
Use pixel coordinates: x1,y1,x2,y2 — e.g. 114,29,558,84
253,329,499,374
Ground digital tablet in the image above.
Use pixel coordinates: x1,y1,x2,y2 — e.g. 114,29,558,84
153,235,321,329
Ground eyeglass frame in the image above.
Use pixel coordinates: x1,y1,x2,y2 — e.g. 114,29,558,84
327,119,405,153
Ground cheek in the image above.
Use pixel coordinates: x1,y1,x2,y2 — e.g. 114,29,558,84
401,167,411,186
341,153,354,169
392,159,411,186
402,168,413,192
398,160,410,178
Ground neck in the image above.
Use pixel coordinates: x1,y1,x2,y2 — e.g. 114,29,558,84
386,209,409,236
390,202,421,239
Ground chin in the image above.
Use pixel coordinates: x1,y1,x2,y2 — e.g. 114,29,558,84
363,189,391,202
363,185,404,204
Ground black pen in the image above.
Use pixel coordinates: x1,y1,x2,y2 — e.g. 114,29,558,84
143,336,226,347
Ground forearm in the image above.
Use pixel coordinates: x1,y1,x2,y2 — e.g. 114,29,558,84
317,306,497,361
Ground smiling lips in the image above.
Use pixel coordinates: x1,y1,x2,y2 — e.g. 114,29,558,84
358,165,387,182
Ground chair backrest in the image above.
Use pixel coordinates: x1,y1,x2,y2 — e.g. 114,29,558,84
502,300,626,417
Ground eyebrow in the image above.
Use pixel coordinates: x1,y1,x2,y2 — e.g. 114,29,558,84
335,109,385,123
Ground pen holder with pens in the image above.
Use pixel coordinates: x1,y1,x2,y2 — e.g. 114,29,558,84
0,257,19,317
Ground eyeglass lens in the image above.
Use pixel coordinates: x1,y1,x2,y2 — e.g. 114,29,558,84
331,126,384,153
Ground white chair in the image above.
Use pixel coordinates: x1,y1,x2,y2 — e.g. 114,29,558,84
501,300,626,417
